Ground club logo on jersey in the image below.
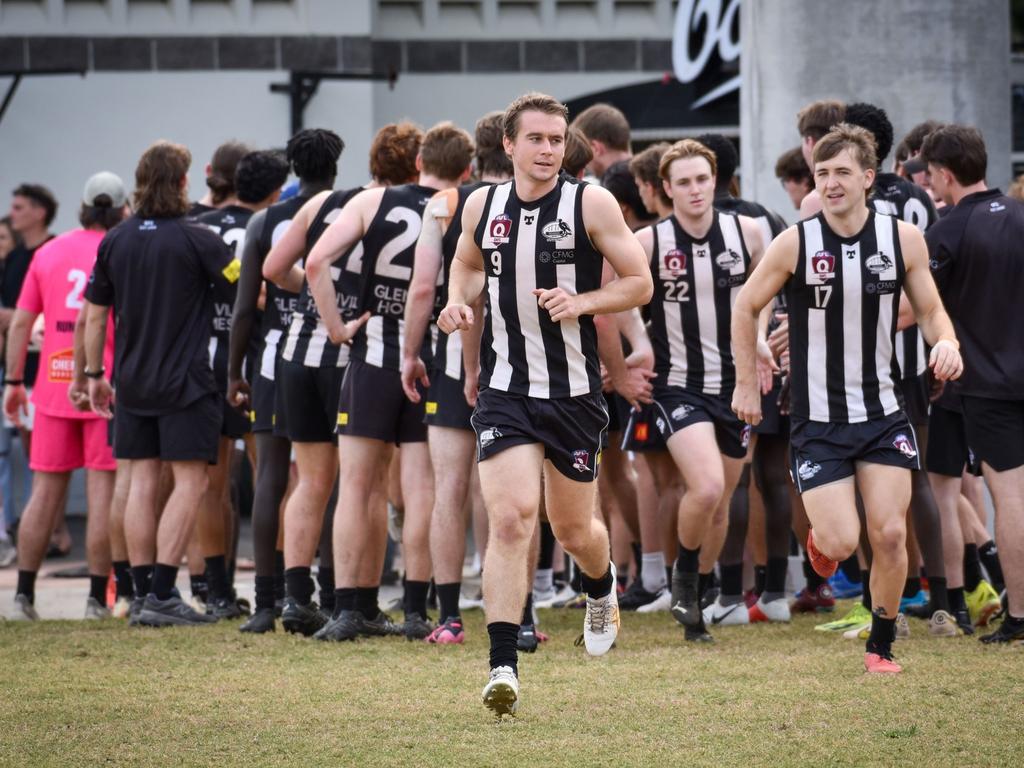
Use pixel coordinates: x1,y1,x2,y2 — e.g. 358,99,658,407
811,250,836,282
539,249,575,265
989,200,1006,212
893,433,918,458
671,404,694,422
542,219,573,242
714,249,742,270
571,449,590,473
489,214,511,244
479,428,503,448
139,220,157,231
740,424,752,449
663,249,687,276
524,215,535,225
797,460,822,481
865,252,894,275
866,279,897,295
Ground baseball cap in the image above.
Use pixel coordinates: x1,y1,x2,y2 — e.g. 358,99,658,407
83,171,127,207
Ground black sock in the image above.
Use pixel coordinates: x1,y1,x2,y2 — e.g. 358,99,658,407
963,544,982,592
487,621,520,675
675,544,700,574
226,557,236,593
978,540,1005,592
273,550,286,600
151,563,179,600
866,612,896,657
356,586,380,619
753,564,767,596
89,574,108,604
538,522,556,569
404,580,430,619
190,574,208,601
580,566,613,599
131,565,154,598
665,565,673,588
113,560,134,599
284,566,314,605
949,586,967,614
765,557,788,597
16,570,36,602
436,582,461,623
521,592,534,626
698,571,713,601
719,563,743,598
802,556,824,590
902,576,921,599
840,555,861,582
631,541,642,576
318,567,336,613
334,587,357,617
928,576,950,614
254,575,276,611
861,570,872,610
204,555,229,600
616,568,628,588
570,560,582,593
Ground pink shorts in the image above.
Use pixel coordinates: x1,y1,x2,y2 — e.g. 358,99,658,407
29,411,116,473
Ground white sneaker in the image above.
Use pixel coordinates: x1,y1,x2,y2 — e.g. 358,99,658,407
636,586,671,613
112,596,132,619
550,582,580,607
84,597,111,620
482,665,519,717
842,622,872,640
702,596,750,626
532,584,558,609
844,612,910,640
583,563,620,656
749,596,791,623
189,596,207,615
459,588,484,611
10,594,39,621
928,609,960,637
0,537,16,568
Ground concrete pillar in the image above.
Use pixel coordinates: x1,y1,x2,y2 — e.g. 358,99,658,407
741,0,1011,220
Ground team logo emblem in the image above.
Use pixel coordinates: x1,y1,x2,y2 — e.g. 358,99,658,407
656,417,667,435
671,404,694,422
714,249,742,270
663,249,687,276
542,218,573,242
572,449,590,473
797,460,822,481
489,214,511,244
479,428,503,448
893,433,918,458
740,424,752,448
865,252,894,275
811,250,836,281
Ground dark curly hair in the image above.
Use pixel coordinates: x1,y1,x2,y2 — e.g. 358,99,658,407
843,102,894,164
286,128,344,183
235,150,290,204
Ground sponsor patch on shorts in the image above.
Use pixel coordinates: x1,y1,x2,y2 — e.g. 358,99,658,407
222,258,242,284
425,401,438,415
337,412,349,426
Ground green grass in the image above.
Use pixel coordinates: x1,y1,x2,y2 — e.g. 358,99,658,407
1,604,1020,767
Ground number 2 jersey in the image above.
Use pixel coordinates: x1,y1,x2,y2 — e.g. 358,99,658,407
15,229,115,419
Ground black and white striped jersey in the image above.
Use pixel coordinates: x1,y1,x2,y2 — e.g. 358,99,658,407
254,194,310,381
786,210,905,423
714,194,786,247
432,181,489,381
871,173,937,380
195,205,252,391
349,184,438,371
472,176,603,399
647,211,751,395
280,188,362,368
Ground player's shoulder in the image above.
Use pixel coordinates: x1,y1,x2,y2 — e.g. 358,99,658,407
765,223,800,255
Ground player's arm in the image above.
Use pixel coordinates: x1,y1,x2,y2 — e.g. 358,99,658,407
226,210,268,410
438,188,488,335
401,191,452,402
534,186,652,321
898,221,962,381
262,191,330,291
305,189,381,345
731,226,800,425
461,292,486,407
83,299,113,419
2,308,38,426
739,216,781,393
68,305,90,412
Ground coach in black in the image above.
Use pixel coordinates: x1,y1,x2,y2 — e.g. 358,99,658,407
84,140,237,627
921,124,1024,644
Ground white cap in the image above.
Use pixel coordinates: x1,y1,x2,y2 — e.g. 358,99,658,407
83,172,127,208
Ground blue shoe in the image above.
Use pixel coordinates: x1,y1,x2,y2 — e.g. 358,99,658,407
899,590,928,612
828,570,863,600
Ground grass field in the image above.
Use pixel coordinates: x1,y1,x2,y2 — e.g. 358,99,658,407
1,603,1020,767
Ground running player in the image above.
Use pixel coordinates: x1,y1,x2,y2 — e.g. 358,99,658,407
438,92,652,716
732,123,963,673
307,122,474,642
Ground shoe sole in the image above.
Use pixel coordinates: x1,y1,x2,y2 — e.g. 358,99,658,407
136,611,211,627
483,682,518,717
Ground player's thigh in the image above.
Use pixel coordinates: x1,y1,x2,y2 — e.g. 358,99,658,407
427,425,476,489
666,421,725,495
478,442,545,517
801,477,859,546
855,461,911,550
544,459,600,533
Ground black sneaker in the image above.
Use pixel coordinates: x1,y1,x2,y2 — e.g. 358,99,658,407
239,607,276,634
360,611,398,637
618,580,663,611
233,593,252,617
274,598,285,618
398,613,434,640
314,609,362,642
208,595,244,620
979,617,1024,645
954,609,975,635
280,598,328,636
517,623,541,653
671,569,701,627
137,594,219,627
127,596,146,626
684,616,714,643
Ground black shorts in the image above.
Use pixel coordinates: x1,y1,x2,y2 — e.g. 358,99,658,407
650,386,750,459
620,403,667,453
755,378,788,436
900,373,930,426
927,402,981,477
961,395,1024,472
471,388,608,482
113,394,221,463
604,392,627,434
273,359,344,444
424,371,472,431
221,399,250,440
250,367,277,434
789,411,921,494
337,358,426,444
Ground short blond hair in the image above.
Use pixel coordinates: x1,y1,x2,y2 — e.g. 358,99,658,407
503,92,568,140
812,123,878,173
658,139,717,181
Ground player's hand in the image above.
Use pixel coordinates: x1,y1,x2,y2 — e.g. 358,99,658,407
756,338,780,396
928,374,946,402
767,314,789,359
88,378,115,420
731,381,762,426
227,377,251,414
612,367,655,410
68,377,91,412
401,356,430,403
463,368,479,408
624,346,655,373
3,384,28,427
327,312,371,346
532,287,582,322
438,304,474,334
929,339,963,382
600,363,613,393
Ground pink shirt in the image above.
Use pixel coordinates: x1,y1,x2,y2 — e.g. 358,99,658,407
16,229,115,419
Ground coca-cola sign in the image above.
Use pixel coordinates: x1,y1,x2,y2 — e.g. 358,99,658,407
673,0,741,109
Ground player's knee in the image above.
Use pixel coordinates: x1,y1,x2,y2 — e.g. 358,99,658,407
871,519,906,560
490,508,533,547
815,528,858,561
688,480,724,512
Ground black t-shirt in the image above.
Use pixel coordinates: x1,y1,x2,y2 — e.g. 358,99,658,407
85,215,237,414
1,238,51,308
926,188,1024,399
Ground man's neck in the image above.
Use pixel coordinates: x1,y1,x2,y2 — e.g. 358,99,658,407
480,174,511,184
418,173,458,192
823,204,870,238
951,181,988,206
673,206,715,239
655,202,673,219
297,179,334,198
514,172,558,203
19,226,49,249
